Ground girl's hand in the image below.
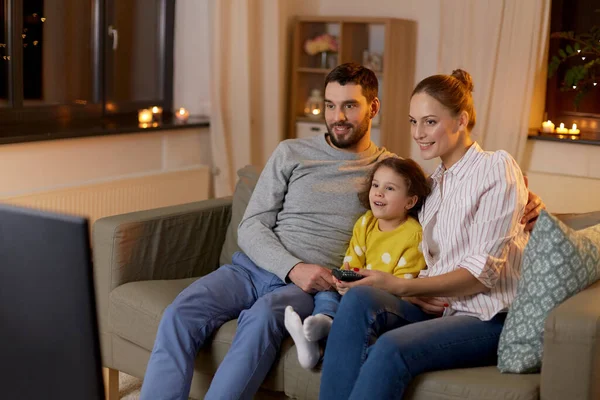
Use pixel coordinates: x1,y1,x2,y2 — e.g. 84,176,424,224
335,281,349,296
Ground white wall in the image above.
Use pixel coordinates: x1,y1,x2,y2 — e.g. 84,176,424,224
522,140,600,214
0,128,212,198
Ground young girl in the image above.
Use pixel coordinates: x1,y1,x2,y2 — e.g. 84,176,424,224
284,157,431,369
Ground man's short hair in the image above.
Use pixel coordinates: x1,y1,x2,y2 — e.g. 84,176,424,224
324,63,378,103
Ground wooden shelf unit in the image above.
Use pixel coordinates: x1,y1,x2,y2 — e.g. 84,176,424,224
288,16,416,157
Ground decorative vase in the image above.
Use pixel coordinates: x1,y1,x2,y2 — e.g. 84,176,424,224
318,52,337,69
320,52,328,68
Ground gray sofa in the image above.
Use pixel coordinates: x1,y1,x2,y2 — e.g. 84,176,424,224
93,166,600,400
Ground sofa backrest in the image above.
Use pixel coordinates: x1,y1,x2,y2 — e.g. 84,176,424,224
218,166,600,266
219,165,261,266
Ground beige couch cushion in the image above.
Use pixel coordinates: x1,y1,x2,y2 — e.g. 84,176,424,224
282,356,540,400
109,278,199,350
109,278,541,399
108,277,289,392
219,165,260,266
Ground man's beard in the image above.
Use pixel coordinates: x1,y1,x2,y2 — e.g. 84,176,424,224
326,114,370,149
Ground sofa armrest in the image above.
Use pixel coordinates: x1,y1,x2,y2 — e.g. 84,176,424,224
92,197,232,291
541,280,600,400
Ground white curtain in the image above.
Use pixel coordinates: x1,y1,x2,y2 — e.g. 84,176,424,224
438,0,551,163
208,0,292,197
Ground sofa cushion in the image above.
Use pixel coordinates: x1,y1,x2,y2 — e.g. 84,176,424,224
108,275,288,392
110,277,542,398
498,210,600,373
109,278,199,351
219,166,260,266
282,360,540,400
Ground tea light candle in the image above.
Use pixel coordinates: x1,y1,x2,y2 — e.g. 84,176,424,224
151,106,163,121
555,123,569,134
568,123,580,135
541,120,555,133
138,109,153,124
175,107,189,123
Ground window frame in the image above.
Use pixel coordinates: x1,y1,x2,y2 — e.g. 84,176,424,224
0,0,174,127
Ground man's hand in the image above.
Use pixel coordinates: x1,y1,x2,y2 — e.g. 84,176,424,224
288,263,335,293
522,176,546,232
404,297,446,316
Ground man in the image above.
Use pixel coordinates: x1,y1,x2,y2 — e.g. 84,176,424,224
140,64,543,400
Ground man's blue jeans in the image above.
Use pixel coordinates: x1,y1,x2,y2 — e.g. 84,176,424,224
140,252,314,400
319,286,507,400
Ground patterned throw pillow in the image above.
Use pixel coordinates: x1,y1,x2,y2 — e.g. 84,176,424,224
497,210,600,373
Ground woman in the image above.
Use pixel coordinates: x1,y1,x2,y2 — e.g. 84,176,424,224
319,69,530,399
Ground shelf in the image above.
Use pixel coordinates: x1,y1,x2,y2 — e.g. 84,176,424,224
296,67,331,74
288,17,417,157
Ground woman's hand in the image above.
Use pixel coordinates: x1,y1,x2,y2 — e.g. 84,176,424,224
336,268,397,293
522,176,545,232
404,297,447,316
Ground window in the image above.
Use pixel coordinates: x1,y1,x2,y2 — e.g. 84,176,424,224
0,0,174,127
546,0,600,122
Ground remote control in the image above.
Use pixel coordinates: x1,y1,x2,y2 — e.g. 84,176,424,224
332,268,364,282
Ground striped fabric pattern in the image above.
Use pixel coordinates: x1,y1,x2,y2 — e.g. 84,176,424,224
418,142,530,321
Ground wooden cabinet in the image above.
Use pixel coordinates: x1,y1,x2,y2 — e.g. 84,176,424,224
288,17,416,157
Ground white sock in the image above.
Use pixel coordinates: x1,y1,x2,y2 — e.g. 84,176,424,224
303,313,333,342
284,306,320,369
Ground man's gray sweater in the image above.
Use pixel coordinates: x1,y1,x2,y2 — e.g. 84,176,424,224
238,134,390,282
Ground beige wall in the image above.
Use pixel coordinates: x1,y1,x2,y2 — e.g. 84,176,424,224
522,140,600,214
0,128,211,198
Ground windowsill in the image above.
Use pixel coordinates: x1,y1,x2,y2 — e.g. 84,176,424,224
0,115,210,145
528,130,600,146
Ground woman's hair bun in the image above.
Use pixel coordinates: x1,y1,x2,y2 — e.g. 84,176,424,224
451,69,474,92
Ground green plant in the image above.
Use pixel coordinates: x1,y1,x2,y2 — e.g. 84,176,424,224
548,24,600,108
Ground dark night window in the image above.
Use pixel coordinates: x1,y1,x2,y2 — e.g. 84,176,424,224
546,0,600,121
0,0,174,130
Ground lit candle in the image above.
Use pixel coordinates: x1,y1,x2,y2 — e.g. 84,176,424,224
175,107,189,123
568,123,580,135
138,109,153,124
555,123,569,134
151,106,163,122
541,120,555,133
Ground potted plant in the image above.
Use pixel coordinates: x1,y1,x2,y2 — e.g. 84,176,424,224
548,23,600,108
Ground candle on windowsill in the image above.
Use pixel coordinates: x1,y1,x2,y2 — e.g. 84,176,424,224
568,123,580,135
541,120,555,133
175,107,190,123
138,108,153,124
555,123,569,134
151,106,163,122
